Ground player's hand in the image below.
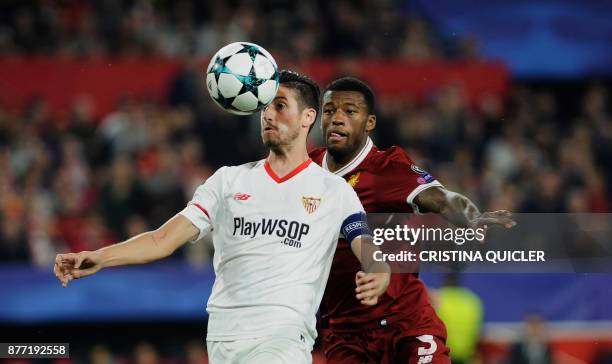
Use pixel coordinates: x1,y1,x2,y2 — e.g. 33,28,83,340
474,210,516,229
472,210,516,242
355,271,390,306
54,251,102,288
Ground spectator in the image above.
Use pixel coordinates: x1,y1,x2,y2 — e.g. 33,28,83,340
184,339,209,364
100,156,149,239
436,274,484,364
507,314,553,364
90,344,117,364
133,342,160,364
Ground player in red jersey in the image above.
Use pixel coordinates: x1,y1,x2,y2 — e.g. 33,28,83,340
310,77,515,364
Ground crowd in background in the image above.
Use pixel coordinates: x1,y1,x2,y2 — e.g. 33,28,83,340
1,72,610,267
0,1,610,269
0,0,478,61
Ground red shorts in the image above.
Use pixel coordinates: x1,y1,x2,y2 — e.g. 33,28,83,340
322,320,450,364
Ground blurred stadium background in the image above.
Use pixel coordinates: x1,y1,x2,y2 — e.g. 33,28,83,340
0,0,611,363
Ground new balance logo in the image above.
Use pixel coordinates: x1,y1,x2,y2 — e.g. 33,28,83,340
234,192,251,201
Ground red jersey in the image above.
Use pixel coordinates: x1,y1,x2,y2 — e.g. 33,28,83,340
310,138,447,339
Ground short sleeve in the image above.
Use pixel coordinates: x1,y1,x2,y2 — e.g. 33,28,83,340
403,164,443,213
179,167,225,241
376,155,443,213
338,182,370,244
340,182,365,220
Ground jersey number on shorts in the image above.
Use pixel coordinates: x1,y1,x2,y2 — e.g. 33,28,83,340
417,334,437,363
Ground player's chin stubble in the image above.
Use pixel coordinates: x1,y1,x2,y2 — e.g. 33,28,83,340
262,128,300,150
263,137,280,149
327,138,357,161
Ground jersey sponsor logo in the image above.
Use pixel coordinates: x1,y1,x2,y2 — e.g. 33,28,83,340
302,196,321,214
347,172,360,188
233,217,310,248
234,192,251,200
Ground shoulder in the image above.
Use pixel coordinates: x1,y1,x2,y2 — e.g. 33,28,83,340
229,160,262,173
308,147,326,165
208,160,262,182
366,145,416,174
234,160,261,171
372,146,414,165
307,162,350,189
366,146,441,193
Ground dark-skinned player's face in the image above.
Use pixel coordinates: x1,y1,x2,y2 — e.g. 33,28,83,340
321,90,372,159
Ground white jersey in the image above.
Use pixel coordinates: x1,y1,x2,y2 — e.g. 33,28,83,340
180,158,365,345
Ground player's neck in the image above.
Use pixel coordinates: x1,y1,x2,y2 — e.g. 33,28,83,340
326,137,369,172
267,146,310,177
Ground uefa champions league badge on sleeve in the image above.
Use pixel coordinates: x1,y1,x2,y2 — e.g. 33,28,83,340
411,165,434,184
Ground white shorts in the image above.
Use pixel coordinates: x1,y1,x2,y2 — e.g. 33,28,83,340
207,335,312,364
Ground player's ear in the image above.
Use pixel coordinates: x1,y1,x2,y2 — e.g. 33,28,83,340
302,107,317,129
365,114,376,132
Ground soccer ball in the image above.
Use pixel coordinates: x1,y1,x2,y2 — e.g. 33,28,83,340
205,42,280,115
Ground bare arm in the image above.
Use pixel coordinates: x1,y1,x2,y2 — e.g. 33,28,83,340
350,235,391,305
98,214,198,267
350,235,390,273
414,186,515,229
54,214,200,286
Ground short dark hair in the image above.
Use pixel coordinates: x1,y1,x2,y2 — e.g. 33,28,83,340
324,77,375,114
279,70,320,133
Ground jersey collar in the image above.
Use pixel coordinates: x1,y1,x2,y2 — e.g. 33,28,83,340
264,158,312,183
322,137,373,177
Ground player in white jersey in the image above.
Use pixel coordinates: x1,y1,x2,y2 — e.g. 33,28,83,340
54,70,391,364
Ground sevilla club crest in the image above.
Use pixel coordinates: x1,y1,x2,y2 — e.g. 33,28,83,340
302,196,321,214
